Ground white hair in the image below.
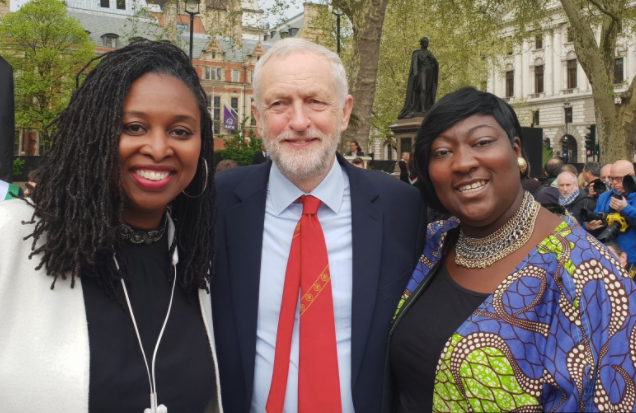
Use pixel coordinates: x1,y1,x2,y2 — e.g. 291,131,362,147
252,38,349,109
558,171,577,184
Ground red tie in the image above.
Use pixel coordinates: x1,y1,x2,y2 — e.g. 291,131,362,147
266,195,342,413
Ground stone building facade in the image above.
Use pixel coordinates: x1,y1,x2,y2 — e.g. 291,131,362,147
487,6,636,164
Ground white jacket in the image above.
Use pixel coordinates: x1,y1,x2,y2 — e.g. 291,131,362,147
0,200,223,413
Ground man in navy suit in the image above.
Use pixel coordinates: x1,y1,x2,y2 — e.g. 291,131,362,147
213,38,426,413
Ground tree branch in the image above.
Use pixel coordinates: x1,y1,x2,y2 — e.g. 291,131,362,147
587,0,620,24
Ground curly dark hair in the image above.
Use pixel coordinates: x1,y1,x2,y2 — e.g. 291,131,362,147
23,40,215,295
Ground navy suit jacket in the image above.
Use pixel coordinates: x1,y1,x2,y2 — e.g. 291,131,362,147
212,154,427,413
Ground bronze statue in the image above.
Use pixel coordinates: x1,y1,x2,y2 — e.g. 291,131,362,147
398,37,439,119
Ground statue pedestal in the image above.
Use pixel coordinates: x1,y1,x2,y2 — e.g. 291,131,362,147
389,117,425,174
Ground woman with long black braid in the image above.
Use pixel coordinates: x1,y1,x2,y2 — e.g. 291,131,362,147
0,41,221,412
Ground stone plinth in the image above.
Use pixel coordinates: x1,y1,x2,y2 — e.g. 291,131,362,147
389,117,424,174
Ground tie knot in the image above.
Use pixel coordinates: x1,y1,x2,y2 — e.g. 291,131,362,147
299,195,321,215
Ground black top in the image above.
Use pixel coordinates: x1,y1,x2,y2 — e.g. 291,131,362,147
81,229,215,413
390,258,488,413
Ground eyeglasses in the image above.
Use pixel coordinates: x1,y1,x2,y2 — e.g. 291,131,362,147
610,176,624,182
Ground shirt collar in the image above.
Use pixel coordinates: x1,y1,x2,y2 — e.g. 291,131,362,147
268,156,344,216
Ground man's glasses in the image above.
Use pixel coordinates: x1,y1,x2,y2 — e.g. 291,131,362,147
610,176,624,182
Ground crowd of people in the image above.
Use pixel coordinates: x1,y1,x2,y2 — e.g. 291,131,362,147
1,37,636,413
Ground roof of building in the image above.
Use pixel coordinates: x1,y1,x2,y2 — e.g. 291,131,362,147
265,10,304,43
69,6,271,60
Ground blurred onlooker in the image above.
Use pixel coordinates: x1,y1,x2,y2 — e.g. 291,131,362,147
24,169,40,198
252,143,268,165
600,163,612,185
582,162,601,191
556,171,595,223
398,152,410,183
216,159,238,174
561,164,578,176
577,173,587,190
605,242,636,277
588,178,608,201
346,141,364,156
351,157,365,169
534,157,563,208
519,157,541,195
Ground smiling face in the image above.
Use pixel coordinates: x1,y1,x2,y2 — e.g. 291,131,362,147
119,73,201,227
252,51,353,186
428,114,522,227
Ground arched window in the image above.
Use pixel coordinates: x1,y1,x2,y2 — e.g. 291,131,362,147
101,33,119,48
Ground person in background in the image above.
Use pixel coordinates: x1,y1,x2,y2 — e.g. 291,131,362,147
213,38,426,413
561,163,578,176
519,157,541,195
216,159,238,173
252,143,268,164
398,152,410,183
346,140,364,156
383,87,636,413
582,161,601,192
351,157,365,169
556,170,595,223
534,157,563,209
23,169,40,198
587,160,636,263
600,163,612,185
605,241,636,277
0,41,221,412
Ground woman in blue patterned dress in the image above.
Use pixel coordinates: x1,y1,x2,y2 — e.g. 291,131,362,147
382,87,636,413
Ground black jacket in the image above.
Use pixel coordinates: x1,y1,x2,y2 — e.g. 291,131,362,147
560,190,596,224
212,154,427,413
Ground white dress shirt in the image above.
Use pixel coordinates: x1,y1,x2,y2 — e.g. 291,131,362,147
251,157,355,413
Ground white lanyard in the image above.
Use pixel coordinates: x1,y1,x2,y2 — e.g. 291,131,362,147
113,251,178,413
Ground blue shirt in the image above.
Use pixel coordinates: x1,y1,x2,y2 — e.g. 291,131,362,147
251,158,355,413
593,189,636,263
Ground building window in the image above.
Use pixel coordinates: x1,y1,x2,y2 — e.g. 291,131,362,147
506,38,513,55
204,66,218,80
615,57,624,83
231,97,239,115
232,70,239,82
533,110,540,127
101,34,119,48
535,65,544,94
116,0,125,9
213,97,221,135
535,34,543,49
506,71,514,97
567,59,577,89
206,95,212,108
100,0,109,7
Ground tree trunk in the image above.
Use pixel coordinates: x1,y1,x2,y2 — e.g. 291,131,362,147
334,0,390,155
559,0,632,163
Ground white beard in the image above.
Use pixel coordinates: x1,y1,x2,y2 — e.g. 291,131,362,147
264,126,340,182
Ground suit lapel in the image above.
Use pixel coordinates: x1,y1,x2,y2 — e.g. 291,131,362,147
226,160,271,398
338,155,383,390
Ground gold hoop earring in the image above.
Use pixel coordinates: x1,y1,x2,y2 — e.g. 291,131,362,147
517,157,528,174
181,157,208,198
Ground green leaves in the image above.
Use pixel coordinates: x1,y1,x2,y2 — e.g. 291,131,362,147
0,0,95,145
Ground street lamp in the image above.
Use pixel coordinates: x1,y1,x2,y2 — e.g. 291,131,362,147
563,100,571,162
184,0,200,61
333,10,343,55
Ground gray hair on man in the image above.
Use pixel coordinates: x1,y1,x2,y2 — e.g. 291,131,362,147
557,170,578,184
252,38,349,109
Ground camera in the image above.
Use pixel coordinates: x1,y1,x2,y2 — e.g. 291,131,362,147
580,209,608,223
591,179,609,197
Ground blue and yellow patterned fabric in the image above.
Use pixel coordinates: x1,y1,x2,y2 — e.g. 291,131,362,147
393,218,636,412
